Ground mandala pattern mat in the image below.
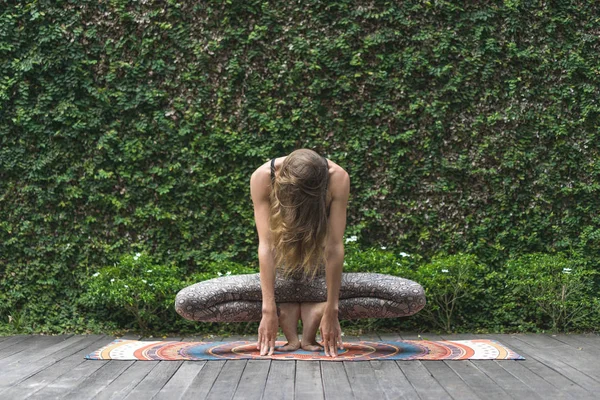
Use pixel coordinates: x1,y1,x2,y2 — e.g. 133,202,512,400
85,339,524,361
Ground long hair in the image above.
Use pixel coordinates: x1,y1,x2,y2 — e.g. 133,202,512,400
269,149,330,280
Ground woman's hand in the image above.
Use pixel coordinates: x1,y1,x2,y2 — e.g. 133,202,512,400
319,307,344,357
257,309,279,356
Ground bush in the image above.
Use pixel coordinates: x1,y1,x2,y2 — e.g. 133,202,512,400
497,251,599,332
80,252,258,333
411,253,488,333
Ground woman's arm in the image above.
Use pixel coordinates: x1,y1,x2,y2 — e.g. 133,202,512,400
321,168,350,357
250,167,279,355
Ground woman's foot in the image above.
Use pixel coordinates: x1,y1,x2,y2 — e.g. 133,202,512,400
277,302,301,351
300,302,327,351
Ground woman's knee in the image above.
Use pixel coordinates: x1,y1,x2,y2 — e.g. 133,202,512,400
341,272,426,315
174,274,262,321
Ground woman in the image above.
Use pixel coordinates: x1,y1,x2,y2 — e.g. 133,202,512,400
175,149,426,358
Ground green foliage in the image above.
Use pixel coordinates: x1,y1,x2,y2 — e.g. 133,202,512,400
497,252,599,332
342,236,422,275
1,1,600,334
411,253,488,333
80,252,257,333
80,252,184,332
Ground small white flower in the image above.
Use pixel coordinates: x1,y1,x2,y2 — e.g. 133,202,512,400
124,284,129,288
562,268,572,274
441,269,449,273
217,272,222,276
226,271,231,276
136,252,141,257
381,246,387,250
147,270,153,273
142,280,147,284
110,278,115,282
399,252,410,257
396,262,401,266
149,283,154,287
345,235,358,243
92,272,100,277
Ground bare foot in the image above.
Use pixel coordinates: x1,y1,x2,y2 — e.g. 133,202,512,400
301,341,324,352
277,302,301,351
278,340,301,351
300,301,327,351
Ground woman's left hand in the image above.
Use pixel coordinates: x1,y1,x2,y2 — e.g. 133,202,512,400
319,307,344,357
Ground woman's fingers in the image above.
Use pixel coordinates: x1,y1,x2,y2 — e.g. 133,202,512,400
257,332,262,350
268,338,275,356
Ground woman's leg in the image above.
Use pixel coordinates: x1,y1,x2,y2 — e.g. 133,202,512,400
300,302,326,351
277,302,301,350
175,272,426,322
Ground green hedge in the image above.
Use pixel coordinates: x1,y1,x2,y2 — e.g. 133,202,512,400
1,1,599,333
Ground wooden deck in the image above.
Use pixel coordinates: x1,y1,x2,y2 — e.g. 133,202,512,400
0,332,599,399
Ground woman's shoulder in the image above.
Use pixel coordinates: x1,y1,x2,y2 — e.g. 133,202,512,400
250,159,274,200
326,160,349,196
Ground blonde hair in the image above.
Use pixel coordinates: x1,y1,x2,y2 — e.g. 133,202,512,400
269,149,330,280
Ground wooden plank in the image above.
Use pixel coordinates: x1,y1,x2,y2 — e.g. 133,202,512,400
202,334,248,400
181,361,226,399
0,334,91,373
154,362,208,400
420,361,480,400
0,335,70,361
0,335,105,394
442,360,509,400
0,335,29,351
572,333,600,350
263,360,295,400
344,360,386,399
368,359,418,400
0,335,108,399
93,361,157,400
295,361,324,400
205,360,247,400
26,360,112,399
512,334,600,388
387,332,453,400
488,334,596,400
123,361,183,400
321,361,355,400
58,360,135,400
437,333,515,400
492,357,579,400
396,361,452,400
549,334,600,355
471,360,544,399
232,360,271,400
373,332,422,400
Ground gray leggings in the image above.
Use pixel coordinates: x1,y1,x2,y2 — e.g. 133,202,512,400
175,271,426,322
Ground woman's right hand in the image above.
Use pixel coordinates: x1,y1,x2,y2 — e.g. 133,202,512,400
257,309,279,356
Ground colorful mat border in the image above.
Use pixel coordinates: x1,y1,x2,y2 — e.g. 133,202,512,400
85,339,525,361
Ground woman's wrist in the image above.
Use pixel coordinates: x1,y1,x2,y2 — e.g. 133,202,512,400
324,303,339,314
262,303,278,315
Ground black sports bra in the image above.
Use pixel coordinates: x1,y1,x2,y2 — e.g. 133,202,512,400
271,156,331,216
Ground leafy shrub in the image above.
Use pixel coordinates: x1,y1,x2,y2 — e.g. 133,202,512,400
80,252,185,332
498,251,599,332
342,236,422,275
411,253,488,333
79,253,259,334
